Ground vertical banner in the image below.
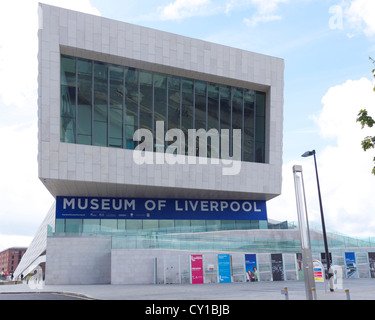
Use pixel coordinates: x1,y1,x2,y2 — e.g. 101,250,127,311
190,255,204,284
218,254,232,283
369,252,375,278
245,254,258,282
296,253,304,280
344,252,359,279
271,253,284,281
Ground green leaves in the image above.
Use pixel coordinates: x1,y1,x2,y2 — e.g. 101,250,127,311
357,111,375,175
361,136,375,151
357,109,375,129
356,57,375,175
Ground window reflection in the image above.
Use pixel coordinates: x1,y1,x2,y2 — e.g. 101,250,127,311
77,59,92,145
61,56,76,143
255,92,266,163
56,219,261,233
244,90,255,162
181,79,194,155
60,55,267,163
125,67,138,149
139,71,153,133
93,62,108,147
109,66,124,148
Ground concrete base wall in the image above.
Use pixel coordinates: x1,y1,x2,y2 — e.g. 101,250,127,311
46,237,111,285
111,249,200,285
111,249,160,285
45,235,373,285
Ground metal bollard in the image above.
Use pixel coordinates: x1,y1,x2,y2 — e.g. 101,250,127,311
312,288,317,300
281,287,289,300
345,289,350,300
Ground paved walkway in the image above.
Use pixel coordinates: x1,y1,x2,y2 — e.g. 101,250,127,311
1,278,375,300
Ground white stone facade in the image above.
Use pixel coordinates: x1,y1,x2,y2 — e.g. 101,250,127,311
35,4,285,285
46,236,111,285
38,3,284,201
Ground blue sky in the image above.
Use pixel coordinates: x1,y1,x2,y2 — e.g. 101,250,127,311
92,0,374,161
0,0,375,251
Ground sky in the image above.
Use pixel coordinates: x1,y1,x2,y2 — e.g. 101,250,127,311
1,0,375,251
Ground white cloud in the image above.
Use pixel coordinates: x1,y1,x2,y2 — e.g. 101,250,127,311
242,0,288,26
345,0,375,37
243,14,282,27
158,0,213,20
248,0,289,15
0,1,38,113
0,123,54,251
0,0,100,252
315,78,375,237
156,0,288,24
268,77,375,238
225,0,288,14
0,235,33,251
0,1,100,113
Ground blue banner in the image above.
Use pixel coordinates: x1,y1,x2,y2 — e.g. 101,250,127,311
56,196,267,220
218,254,232,283
245,254,258,282
345,252,358,279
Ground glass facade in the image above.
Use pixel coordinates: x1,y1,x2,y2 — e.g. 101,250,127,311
61,55,267,163
55,218,267,234
59,55,269,235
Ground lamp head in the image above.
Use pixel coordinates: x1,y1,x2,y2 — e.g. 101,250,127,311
301,150,315,158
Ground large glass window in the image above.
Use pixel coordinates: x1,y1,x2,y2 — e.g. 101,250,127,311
232,87,243,158
175,220,191,233
66,219,83,233
55,219,65,233
126,220,142,232
167,76,180,131
219,86,231,132
181,78,194,155
83,219,100,233
61,56,76,143
143,220,158,232
125,67,139,149
77,59,92,145
194,81,206,131
220,86,231,158
60,55,267,163
159,220,174,232
244,90,255,162
93,62,108,147
139,71,153,133
207,84,219,159
167,76,181,153
255,92,266,163
56,218,263,234
101,219,118,232
154,73,167,152
109,66,124,148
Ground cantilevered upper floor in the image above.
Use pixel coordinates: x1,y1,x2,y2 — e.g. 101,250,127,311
38,3,284,201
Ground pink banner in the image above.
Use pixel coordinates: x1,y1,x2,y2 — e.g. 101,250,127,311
190,255,204,284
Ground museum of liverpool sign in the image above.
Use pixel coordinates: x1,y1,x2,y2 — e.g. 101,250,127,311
56,196,267,221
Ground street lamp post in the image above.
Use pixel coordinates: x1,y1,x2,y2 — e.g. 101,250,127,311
293,165,315,300
302,149,334,292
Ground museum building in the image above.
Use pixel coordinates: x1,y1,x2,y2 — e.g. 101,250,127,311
15,3,286,285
